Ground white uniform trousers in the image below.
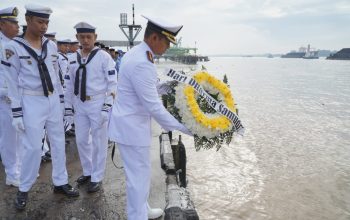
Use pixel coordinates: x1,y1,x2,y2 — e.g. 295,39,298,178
0,99,21,183
20,92,68,192
74,96,108,182
118,143,151,220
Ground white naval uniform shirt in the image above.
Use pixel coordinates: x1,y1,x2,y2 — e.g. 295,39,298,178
108,41,190,146
3,36,62,109
65,47,117,106
0,31,11,96
58,52,69,89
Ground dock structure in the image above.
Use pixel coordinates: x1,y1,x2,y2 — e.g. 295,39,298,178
118,4,142,48
160,132,199,220
99,5,209,65
156,37,209,65
0,124,168,219
98,40,141,47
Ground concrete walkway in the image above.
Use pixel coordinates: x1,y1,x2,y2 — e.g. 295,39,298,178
0,122,166,219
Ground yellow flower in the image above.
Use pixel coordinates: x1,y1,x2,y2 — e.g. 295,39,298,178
183,70,237,132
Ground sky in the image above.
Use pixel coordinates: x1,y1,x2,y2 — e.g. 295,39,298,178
1,0,350,55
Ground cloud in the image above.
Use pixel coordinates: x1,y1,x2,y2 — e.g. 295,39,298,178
260,7,287,18
1,0,349,54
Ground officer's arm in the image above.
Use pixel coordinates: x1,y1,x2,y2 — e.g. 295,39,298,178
64,55,75,108
102,53,117,111
104,53,117,95
2,44,23,118
52,45,64,104
0,59,8,96
131,63,191,134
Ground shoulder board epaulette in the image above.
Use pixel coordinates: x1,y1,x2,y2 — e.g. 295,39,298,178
146,51,154,63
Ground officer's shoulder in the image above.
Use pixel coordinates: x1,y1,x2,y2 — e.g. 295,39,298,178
6,39,18,48
125,53,151,69
128,47,153,63
131,54,155,72
47,40,58,50
4,40,19,58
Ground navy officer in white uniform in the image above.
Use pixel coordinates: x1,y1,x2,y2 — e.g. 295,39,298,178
0,6,21,187
3,4,79,210
65,22,117,193
108,15,192,220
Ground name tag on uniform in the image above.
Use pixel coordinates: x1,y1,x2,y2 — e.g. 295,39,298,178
108,70,115,75
70,61,76,64
19,56,32,65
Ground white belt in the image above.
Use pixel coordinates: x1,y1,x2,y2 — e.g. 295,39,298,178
22,89,54,96
76,93,106,101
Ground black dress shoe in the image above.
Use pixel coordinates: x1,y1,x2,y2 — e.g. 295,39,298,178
65,129,75,137
87,181,101,193
15,191,28,210
53,184,79,197
76,175,91,184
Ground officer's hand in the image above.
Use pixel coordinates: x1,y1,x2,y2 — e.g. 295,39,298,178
100,96,113,127
12,117,25,133
157,81,175,95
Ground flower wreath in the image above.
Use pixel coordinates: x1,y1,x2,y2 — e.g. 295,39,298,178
163,70,243,150
175,71,237,138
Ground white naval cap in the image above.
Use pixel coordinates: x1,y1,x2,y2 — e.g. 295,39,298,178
44,32,56,37
74,22,96,33
25,4,52,19
70,40,79,44
57,39,71,44
142,15,183,44
0,7,19,22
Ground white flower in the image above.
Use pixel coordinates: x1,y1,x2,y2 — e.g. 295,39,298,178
174,80,233,139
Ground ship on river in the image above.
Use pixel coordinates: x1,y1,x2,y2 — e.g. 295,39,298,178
159,37,209,64
281,51,306,58
281,44,319,59
303,44,319,59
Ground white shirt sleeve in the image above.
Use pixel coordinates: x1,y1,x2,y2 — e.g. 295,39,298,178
103,52,117,95
130,62,191,135
3,44,22,109
64,55,75,108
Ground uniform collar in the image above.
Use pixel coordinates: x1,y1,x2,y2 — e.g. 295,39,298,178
77,46,99,56
13,35,49,49
0,31,11,43
141,41,154,56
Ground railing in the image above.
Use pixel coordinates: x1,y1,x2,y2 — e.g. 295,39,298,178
160,132,199,220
